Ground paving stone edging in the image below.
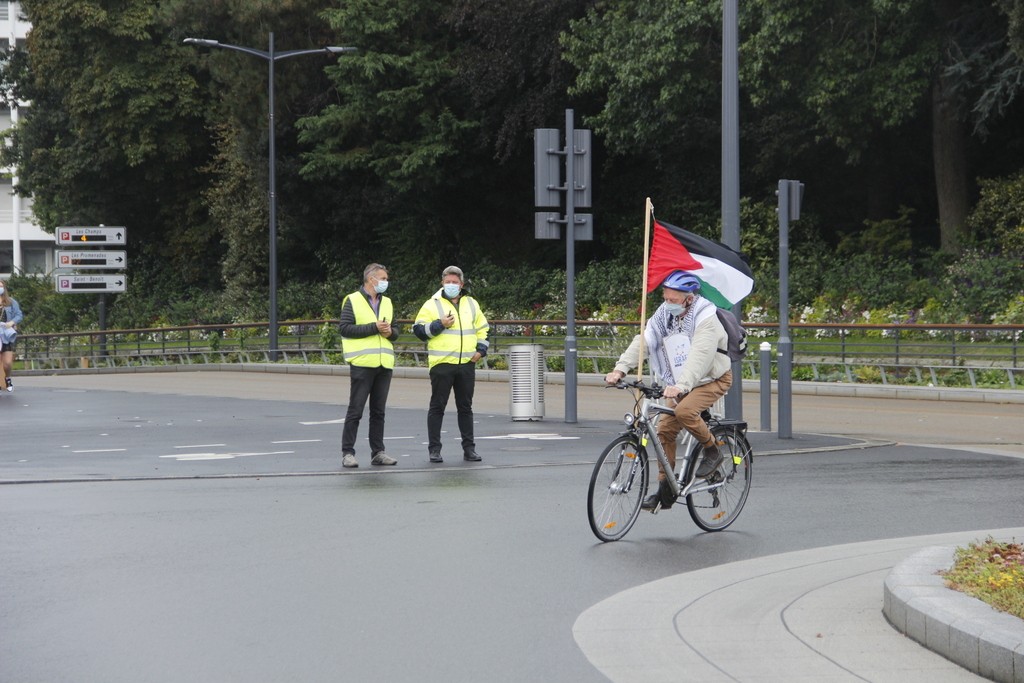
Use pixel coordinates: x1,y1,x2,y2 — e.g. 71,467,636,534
883,545,1024,682
20,362,1024,403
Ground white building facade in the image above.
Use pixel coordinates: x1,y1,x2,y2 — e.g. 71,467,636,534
1,0,51,277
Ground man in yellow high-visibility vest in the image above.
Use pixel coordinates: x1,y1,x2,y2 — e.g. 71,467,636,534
340,263,400,468
413,265,489,463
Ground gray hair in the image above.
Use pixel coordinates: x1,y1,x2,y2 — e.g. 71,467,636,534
441,265,464,281
363,263,387,283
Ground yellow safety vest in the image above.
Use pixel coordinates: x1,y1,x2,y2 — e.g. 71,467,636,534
414,294,489,368
341,292,395,369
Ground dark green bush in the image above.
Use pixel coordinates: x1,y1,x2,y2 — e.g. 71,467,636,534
967,171,1024,255
942,249,1024,323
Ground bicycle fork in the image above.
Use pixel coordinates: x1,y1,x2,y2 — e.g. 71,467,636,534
608,435,644,495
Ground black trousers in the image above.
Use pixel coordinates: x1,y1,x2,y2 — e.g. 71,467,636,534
342,365,393,455
427,362,476,453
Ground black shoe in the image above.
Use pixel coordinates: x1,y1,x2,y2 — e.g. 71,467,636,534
695,444,723,478
658,480,675,509
429,451,443,463
642,480,674,511
463,450,482,462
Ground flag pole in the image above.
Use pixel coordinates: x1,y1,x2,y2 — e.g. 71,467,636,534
637,197,654,380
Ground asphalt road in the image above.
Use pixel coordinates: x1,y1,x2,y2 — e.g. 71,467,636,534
2,372,1022,682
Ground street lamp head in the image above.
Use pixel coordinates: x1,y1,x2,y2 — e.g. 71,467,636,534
325,46,358,54
183,38,220,47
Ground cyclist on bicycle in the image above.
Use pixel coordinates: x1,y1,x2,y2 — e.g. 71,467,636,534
603,270,733,510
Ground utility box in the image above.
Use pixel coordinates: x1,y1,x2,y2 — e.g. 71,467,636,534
508,344,545,421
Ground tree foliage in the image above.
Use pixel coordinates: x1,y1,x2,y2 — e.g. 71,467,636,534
1,0,1022,333
6,0,215,285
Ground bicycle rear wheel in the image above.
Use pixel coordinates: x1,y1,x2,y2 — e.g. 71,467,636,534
588,435,648,542
686,427,752,532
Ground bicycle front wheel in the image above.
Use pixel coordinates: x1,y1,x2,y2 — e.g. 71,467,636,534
588,435,649,542
686,427,752,532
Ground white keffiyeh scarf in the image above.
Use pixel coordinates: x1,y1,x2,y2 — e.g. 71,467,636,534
644,296,715,386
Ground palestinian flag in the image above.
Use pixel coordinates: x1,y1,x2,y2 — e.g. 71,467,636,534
647,219,754,307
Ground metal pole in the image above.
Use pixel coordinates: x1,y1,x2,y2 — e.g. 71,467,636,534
759,341,772,431
564,108,578,423
721,0,742,420
267,32,279,361
777,180,793,439
98,294,107,359
183,36,354,364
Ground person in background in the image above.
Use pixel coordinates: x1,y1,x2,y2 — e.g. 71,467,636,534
604,270,732,511
413,265,489,463
339,264,399,468
0,280,23,392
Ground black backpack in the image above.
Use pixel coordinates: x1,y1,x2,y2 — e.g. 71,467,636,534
715,307,748,362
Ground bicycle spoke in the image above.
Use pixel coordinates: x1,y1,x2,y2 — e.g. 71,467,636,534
686,429,752,532
588,436,648,542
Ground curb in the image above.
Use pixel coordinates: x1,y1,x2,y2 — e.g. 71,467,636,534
18,362,1024,404
883,545,1024,682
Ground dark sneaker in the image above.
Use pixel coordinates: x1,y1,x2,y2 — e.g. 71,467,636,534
695,443,723,478
4,377,11,392
641,493,660,511
463,450,482,462
429,451,443,463
371,452,397,466
342,453,358,469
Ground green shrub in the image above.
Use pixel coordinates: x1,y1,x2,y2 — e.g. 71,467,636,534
942,249,1024,323
854,366,882,383
8,272,95,332
469,259,550,318
838,206,915,260
818,253,924,310
967,171,1024,254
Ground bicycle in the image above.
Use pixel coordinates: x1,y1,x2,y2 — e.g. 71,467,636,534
587,378,753,542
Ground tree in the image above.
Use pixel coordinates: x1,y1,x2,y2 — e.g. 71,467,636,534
297,0,595,284
4,0,216,284
564,0,1024,254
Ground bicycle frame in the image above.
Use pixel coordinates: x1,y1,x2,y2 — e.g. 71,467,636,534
630,394,728,502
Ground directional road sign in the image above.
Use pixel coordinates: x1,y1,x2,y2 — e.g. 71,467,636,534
56,250,127,270
56,226,127,246
54,274,127,294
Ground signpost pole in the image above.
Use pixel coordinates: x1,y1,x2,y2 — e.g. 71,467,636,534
98,294,107,357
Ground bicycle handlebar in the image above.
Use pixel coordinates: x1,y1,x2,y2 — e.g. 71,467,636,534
608,378,664,399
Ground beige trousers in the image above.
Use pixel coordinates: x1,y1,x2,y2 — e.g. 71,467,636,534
654,371,733,481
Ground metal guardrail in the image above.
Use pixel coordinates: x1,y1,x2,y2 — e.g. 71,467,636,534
14,319,1024,388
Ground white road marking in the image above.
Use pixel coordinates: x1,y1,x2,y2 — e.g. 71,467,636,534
158,450,295,461
477,433,580,441
73,448,128,454
175,444,227,449
272,439,322,444
300,418,346,425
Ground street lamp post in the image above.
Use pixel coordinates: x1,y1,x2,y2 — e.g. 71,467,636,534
184,33,356,360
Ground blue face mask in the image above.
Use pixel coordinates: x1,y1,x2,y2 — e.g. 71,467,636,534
373,279,388,294
663,302,684,317
443,283,461,298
